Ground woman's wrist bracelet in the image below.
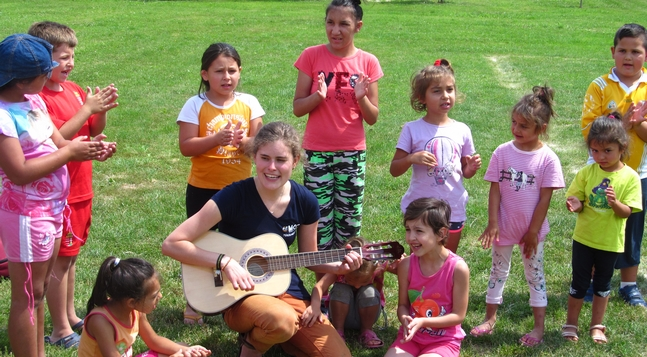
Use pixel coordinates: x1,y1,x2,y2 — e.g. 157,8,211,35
216,254,224,270
221,256,232,270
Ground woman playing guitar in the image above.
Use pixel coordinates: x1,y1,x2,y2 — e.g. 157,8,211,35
162,122,361,357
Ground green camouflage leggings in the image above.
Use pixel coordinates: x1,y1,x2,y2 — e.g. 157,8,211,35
304,150,366,250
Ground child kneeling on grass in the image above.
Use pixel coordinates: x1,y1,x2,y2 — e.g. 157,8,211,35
302,236,401,349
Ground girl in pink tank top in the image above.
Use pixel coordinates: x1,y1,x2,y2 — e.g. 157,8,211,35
385,198,469,357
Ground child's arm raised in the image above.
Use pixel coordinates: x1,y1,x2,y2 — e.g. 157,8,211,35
302,273,337,327
521,187,554,258
138,312,211,356
478,182,500,249
390,148,437,177
0,130,103,185
402,259,469,342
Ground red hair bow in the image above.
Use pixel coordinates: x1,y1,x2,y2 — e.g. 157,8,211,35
434,59,442,66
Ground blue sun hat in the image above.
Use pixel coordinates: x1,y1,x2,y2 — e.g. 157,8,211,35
0,34,59,87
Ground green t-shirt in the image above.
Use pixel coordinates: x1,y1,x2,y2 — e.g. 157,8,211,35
566,163,642,252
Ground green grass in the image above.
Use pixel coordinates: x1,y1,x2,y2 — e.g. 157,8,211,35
1,0,647,356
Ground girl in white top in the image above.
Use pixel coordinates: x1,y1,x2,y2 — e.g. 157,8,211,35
390,59,481,253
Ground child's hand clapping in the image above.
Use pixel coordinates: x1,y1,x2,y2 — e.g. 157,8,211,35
84,84,119,114
353,72,371,100
67,136,105,161
315,72,328,101
92,133,117,162
622,101,647,129
231,121,244,148
215,121,239,147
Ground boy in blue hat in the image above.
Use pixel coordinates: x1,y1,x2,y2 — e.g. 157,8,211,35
0,33,107,357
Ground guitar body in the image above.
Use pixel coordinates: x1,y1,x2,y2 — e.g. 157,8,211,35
181,231,404,314
182,232,291,314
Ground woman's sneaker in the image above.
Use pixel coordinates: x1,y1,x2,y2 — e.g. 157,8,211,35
618,285,647,307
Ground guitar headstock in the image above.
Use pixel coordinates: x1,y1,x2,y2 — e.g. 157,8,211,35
360,241,405,261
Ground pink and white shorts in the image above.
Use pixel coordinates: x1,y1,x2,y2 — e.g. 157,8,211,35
0,209,62,263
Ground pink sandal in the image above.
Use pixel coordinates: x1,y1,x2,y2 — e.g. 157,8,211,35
358,330,383,349
470,321,495,337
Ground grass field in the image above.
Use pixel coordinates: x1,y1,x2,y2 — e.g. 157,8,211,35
1,0,647,356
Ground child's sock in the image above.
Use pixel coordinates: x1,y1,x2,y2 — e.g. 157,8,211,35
620,282,637,289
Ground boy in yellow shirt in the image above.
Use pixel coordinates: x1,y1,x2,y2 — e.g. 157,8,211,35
580,23,647,307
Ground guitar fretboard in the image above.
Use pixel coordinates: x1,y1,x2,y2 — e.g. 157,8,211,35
267,247,362,271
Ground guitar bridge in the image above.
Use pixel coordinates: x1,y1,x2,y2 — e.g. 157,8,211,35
214,270,224,287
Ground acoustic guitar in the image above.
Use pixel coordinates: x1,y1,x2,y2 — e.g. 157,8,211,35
181,231,404,314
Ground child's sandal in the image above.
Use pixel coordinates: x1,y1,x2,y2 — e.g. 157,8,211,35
561,324,579,342
589,324,607,344
470,321,495,337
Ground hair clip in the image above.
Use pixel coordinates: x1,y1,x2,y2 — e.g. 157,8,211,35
112,258,120,270
434,59,442,66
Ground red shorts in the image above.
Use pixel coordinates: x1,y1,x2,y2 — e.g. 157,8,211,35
58,200,92,257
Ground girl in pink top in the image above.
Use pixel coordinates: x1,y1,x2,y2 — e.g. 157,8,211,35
385,198,469,357
390,60,482,253
471,86,564,347
293,0,383,253
0,33,107,357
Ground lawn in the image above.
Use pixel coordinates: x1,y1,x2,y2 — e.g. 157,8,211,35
1,0,647,356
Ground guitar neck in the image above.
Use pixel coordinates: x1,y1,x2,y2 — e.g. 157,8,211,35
267,247,361,271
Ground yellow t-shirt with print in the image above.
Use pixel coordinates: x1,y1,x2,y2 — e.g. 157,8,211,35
177,93,265,189
581,68,647,176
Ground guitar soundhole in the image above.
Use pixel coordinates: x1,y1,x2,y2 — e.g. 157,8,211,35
247,256,269,277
